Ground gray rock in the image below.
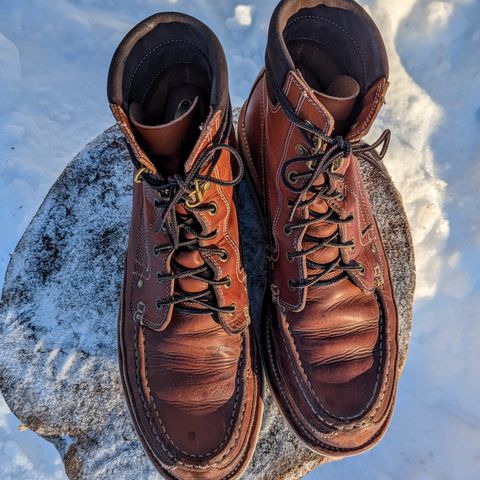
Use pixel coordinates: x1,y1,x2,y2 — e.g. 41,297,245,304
0,122,414,480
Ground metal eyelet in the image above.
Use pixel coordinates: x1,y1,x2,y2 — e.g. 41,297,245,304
358,264,366,276
134,167,147,184
286,251,294,262
229,303,237,314
219,249,229,262
295,144,308,156
331,158,344,173
208,202,218,216
224,276,232,289
305,120,323,154
306,159,316,171
284,224,292,236
185,180,211,208
288,280,295,291
350,240,356,250
287,170,298,184
153,246,160,257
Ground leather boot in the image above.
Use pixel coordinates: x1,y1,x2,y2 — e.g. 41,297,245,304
239,0,398,455
108,13,263,479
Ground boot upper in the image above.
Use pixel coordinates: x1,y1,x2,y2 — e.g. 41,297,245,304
240,0,398,454
108,13,262,479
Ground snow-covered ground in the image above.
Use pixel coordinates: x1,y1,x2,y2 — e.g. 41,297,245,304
0,0,479,478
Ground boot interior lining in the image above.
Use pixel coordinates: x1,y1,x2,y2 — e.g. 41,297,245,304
120,22,214,125
283,4,387,97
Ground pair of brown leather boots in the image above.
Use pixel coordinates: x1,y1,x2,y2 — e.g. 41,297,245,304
107,1,399,478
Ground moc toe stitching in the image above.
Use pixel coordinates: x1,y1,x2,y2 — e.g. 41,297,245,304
282,294,389,428
136,330,249,468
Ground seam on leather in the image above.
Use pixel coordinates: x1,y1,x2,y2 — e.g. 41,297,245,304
274,72,331,311
271,74,302,309
132,321,176,460
267,317,390,452
136,328,246,467
280,294,389,427
133,197,150,278
350,81,383,138
212,163,247,331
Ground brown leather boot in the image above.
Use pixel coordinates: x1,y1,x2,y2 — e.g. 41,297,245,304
108,13,263,479
239,0,398,455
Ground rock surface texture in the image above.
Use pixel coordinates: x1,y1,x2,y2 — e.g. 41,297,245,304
0,123,415,479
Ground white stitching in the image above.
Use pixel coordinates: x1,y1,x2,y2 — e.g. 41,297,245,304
276,293,390,430
135,323,247,466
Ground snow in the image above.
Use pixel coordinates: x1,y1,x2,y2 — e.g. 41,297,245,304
0,0,478,479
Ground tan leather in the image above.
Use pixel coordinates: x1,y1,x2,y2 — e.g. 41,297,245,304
239,0,398,456
108,13,262,479
129,96,199,156
314,75,360,133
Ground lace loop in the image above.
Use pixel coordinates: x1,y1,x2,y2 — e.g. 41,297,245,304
127,105,243,315
267,67,390,289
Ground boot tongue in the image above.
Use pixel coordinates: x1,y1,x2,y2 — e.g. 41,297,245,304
129,96,201,176
313,75,360,135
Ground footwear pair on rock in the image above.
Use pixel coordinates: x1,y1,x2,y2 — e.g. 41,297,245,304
107,1,400,478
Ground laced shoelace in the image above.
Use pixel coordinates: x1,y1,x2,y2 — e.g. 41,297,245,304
129,106,244,315
266,69,391,290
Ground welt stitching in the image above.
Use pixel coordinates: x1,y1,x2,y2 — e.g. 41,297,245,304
223,349,261,479
126,40,204,98
266,320,349,447
286,15,368,90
